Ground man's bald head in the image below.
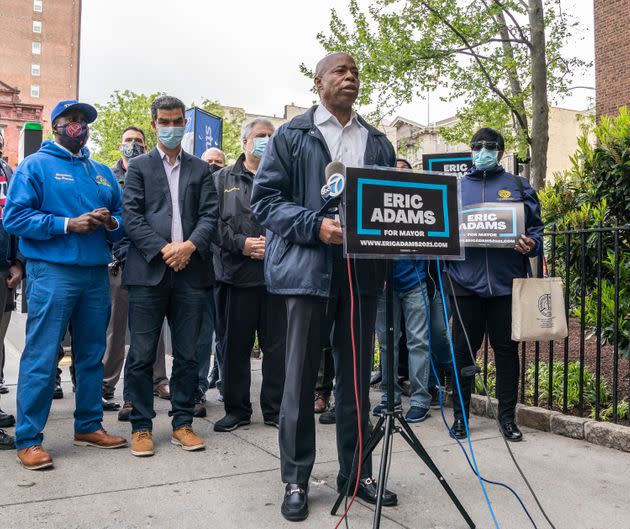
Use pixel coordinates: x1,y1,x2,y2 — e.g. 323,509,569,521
201,147,226,167
315,52,355,79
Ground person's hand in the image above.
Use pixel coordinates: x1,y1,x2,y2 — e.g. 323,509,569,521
6,262,23,289
91,207,118,230
319,218,343,245
514,235,536,254
243,236,266,260
162,241,196,271
67,212,103,233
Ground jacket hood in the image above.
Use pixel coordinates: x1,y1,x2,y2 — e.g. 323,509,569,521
39,140,91,161
465,164,505,180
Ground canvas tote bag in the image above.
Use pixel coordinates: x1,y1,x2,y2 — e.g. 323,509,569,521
511,259,568,342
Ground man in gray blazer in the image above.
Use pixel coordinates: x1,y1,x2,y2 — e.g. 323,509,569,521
122,95,218,457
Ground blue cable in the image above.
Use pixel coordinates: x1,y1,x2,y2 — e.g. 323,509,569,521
416,272,537,529
415,258,501,529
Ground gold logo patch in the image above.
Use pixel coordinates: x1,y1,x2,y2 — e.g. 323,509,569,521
498,189,512,200
95,175,111,187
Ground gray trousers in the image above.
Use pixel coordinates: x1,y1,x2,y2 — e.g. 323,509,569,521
102,268,168,398
0,271,13,384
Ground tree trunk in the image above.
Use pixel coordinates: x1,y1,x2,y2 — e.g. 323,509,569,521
528,0,550,190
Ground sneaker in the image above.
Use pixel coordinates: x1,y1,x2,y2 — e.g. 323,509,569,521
214,414,251,432
405,406,430,423
0,429,15,450
130,430,154,457
263,416,279,429
372,402,402,417
319,406,336,425
117,401,133,422
171,425,205,451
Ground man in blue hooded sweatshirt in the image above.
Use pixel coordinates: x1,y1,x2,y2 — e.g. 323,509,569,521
4,100,128,470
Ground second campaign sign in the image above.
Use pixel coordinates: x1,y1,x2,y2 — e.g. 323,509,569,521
344,167,461,258
460,202,525,247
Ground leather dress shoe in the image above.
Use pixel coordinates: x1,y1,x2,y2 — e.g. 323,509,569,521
102,397,121,412
450,419,467,439
313,391,330,413
0,408,15,428
500,421,523,442
118,401,133,422
319,406,336,424
207,366,219,389
0,429,15,450
53,383,64,400
153,384,170,400
17,445,53,470
74,428,127,448
338,477,398,507
281,483,308,521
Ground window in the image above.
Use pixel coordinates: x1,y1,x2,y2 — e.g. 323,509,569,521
30,85,40,98
31,64,40,76
33,0,43,13
32,41,41,54
32,20,42,33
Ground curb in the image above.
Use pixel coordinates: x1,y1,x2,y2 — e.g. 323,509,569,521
467,393,630,453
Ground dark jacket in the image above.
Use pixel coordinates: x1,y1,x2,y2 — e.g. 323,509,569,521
0,160,19,270
111,159,130,263
251,105,396,297
122,147,218,287
447,165,544,298
213,154,265,287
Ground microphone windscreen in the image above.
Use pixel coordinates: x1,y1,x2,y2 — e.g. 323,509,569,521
325,160,346,180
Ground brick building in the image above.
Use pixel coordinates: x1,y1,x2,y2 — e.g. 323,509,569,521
0,0,81,166
594,0,630,118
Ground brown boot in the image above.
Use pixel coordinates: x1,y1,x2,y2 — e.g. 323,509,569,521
130,431,154,457
171,425,205,451
74,428,127,449
314,392,330,414
153,384,170,400
17,445,53,470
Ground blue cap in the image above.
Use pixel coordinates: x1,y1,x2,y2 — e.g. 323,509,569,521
51,100,98,124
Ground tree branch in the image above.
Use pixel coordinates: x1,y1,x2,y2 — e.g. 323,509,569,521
492,0,532,49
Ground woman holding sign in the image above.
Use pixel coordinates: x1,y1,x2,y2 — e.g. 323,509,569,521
447,127,543,442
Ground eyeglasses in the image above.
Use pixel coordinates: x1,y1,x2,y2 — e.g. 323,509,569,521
470,141,500,151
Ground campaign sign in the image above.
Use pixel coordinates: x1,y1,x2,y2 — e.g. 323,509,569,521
460,202,525,248
422,152,472,177
343,167,461,258
182,107,223,157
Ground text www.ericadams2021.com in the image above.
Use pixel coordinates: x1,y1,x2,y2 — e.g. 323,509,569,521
359,240,449,248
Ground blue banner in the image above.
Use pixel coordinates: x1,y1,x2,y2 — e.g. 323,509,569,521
182,107,223,157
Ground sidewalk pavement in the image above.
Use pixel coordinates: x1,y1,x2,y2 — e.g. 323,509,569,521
0,314,628,529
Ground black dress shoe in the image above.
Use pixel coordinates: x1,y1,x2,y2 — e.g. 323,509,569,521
102,398,121,412
0,429,15,450
0,409,15,428
263,415,279,428
281,483,308,521
338,477,398,507
450,418,467,439
207,366,219,389
500,421,523,442
319,406,336,425
193,399,207,418
214,414,250,432
53,383,64,400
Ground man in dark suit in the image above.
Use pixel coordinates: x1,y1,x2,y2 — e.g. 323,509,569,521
122,95,218,457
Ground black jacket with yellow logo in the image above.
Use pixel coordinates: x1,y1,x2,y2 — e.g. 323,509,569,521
212,154,265,287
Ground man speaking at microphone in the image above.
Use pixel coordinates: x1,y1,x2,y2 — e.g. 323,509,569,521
251,52,397,522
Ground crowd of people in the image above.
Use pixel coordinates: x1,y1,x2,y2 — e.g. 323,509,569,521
0,51,542,523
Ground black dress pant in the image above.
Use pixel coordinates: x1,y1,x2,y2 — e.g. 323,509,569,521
280,258,376,486
127,273,208,432
451,295,519,424
219,283,286,421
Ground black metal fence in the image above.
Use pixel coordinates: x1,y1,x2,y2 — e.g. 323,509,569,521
479,224,630,424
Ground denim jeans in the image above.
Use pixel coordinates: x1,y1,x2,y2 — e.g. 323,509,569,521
196,291,216,397
16,261,109,449
375,282,431,408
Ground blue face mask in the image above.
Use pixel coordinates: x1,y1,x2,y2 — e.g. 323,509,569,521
157,126,185,149
472,148,499,171
251,136,270,159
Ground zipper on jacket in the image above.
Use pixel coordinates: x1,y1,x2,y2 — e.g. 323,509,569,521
482,171,494,296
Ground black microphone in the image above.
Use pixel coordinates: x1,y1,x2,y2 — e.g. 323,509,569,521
320,161,346,215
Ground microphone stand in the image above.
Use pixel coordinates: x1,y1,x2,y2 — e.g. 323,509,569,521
331,260,475,529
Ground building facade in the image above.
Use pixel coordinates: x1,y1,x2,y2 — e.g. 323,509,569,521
594,0,630,118
0,0,81,166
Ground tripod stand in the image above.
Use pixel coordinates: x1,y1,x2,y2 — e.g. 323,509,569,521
331,260,475,529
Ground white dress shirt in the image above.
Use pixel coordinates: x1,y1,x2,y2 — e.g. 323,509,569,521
314,104,368,167
156,145,184,243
